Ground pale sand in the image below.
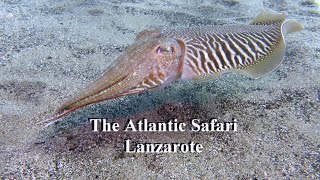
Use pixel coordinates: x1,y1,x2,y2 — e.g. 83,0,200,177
0,0,319,179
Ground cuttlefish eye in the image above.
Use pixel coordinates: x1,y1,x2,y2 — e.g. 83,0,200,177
156,45,174,54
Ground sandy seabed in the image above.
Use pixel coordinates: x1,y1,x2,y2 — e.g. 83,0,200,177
0,0,319,179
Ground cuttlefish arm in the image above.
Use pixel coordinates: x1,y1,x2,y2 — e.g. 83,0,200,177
40,33,185,126
41,9,303,126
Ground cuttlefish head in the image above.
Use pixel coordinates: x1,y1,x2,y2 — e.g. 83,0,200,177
42,36,185,125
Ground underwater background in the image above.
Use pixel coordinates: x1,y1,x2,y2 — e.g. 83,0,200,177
0,0,319,179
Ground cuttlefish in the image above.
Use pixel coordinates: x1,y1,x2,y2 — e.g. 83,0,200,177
41,9,303,126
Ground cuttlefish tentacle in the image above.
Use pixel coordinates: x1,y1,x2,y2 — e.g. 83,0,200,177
41,9,303,126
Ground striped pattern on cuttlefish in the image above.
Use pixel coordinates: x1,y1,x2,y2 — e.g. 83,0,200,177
41,9,303,126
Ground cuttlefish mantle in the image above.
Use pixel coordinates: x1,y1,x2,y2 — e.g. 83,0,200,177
40,9,303,126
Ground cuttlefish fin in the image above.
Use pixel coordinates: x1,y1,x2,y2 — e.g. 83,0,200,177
250,9,287,25
235,9,304,79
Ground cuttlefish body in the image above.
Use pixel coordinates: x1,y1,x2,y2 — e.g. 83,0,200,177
42,9,303,126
